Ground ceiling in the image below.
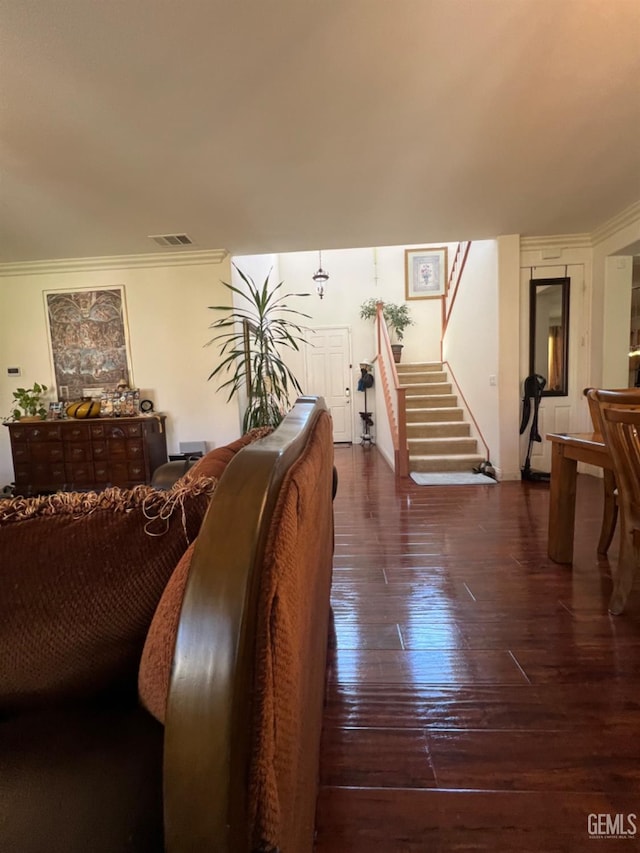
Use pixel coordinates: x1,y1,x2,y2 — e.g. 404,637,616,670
1,0,639,265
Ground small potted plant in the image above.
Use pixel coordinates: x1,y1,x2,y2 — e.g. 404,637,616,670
11,383,48,422
360,298,414,363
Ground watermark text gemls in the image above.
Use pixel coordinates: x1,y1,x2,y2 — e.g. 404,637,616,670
588,813,637,839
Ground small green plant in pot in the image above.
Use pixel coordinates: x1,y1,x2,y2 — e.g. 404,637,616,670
360,298,413,362
207,266,310,431
11,383,48,421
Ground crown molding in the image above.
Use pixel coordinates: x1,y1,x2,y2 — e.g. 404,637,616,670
591,200,640,247
0,248,229,277
520,233,592,252
520,201,640,254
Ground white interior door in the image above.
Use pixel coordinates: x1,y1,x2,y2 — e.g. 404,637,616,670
304,326,353,442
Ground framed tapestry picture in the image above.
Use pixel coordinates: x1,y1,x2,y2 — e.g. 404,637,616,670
43,286,134,401
404,247,448,300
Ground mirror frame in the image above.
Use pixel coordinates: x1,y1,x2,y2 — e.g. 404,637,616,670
529,276,570,397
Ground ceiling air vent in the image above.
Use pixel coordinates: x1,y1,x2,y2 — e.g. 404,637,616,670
149,233,194,248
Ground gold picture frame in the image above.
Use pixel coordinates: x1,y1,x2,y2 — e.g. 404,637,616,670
405,247,448,300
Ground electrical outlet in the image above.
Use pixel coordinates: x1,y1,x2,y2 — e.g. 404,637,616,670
489,375,497,386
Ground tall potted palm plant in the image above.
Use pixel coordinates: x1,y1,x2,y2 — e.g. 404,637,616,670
207,266,310,431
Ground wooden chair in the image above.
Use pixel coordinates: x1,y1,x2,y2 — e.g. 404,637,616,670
589,389,640,614
583,387,619,555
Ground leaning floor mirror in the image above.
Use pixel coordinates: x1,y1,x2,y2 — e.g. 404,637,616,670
529,276,570,396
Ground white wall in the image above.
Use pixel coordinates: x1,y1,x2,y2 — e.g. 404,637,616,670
497,235,522,480
0,256,240,488
591,207,640,390
442,240,500,470
231,253,279,291
373,371,395,470
602,256,633,388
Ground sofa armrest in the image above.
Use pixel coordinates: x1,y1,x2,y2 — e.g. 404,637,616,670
163,397,334,853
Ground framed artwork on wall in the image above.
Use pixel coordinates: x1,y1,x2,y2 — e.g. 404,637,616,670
404,247,448,300
43,285,134,401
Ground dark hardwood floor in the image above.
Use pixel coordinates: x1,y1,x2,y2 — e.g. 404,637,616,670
314,444,640,852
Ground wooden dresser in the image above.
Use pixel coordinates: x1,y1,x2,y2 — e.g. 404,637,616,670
6,415,168,496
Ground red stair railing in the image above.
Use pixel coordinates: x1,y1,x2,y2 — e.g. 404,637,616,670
374,302,409,478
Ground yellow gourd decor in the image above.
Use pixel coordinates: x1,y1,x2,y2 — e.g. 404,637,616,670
66,400,101,419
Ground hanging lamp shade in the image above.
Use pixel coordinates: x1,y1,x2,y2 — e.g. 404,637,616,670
313,250,329,298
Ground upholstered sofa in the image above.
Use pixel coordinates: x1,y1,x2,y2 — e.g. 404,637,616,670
0,396,335,853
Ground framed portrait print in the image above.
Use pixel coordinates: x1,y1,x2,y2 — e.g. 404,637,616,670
43,285,134,401
405,247,448,300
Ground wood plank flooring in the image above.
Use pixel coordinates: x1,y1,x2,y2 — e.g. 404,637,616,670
314,445,640,852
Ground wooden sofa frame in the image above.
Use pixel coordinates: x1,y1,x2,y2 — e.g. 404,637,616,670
163,396,334,852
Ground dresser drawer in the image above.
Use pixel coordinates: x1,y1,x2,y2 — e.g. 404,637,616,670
62,423,91,442
18,424,63,442
93,461,111,484
23,462,66,485
91,440,108,460
110,461,147,485
64,442,92,463
107,438,144,459
96,422,142,440
30,443,65,463
65,462,95,485
14,465,33,486
11,443,30,464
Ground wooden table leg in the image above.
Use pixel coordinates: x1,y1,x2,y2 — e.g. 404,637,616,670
548,441,578,563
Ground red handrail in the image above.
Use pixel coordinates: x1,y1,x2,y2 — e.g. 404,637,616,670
375,303,409,477
441,241,471,359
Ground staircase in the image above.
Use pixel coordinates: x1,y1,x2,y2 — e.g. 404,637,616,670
397,362,485,473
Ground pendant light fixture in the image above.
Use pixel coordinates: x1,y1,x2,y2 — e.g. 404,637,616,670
312,250,329,299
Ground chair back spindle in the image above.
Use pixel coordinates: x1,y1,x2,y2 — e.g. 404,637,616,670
588,389,640,613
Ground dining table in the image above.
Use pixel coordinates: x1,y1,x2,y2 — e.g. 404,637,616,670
546,431,615,564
